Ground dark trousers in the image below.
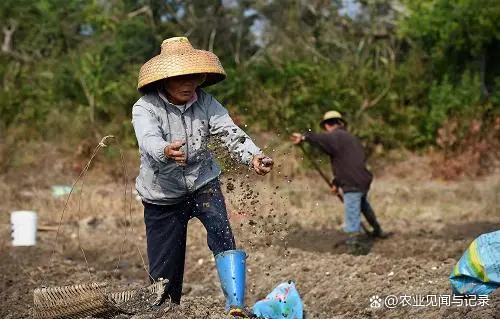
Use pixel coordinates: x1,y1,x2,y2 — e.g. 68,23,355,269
143,179,235,304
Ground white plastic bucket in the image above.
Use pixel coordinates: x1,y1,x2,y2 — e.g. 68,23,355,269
11,211,38,246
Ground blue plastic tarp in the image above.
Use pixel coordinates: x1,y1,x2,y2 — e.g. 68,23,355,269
449,230,500,295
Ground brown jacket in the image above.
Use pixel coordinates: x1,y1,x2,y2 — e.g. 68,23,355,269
304,128,372,193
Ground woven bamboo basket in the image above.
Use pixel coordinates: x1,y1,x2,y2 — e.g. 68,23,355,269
33,279,168,319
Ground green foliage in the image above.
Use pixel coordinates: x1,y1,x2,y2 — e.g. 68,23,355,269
399,0,500,81
401,0,500,53
426,73,483,140
1,0,499,154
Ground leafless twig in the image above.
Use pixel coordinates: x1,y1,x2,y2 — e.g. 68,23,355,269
1,20,33,62
127,5,152,19
208,28,217,52
1,22,16,53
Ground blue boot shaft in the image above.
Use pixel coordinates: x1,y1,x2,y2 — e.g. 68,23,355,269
215,249,247,311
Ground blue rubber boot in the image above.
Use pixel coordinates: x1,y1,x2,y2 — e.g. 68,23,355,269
215,249,247,316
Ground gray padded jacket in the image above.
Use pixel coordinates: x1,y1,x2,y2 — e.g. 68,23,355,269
132,88,261,205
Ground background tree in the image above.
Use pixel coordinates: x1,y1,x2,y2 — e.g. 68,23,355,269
0,0,498,162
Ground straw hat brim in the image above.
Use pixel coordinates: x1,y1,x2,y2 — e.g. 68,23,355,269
138,49,226,90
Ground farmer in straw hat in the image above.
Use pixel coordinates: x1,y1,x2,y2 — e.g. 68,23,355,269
132,37,273,315
290,111,389,255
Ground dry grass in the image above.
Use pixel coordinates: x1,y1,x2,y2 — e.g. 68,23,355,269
2,139,500,319
0,138,498,265
222,173,500,232
1,139,498,234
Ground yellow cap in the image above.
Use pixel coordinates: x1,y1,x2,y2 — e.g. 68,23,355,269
320,110,346,126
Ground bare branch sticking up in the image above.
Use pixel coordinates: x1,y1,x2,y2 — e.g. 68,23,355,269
127,6,152,19
361,47,396,110
2,22,17,53
2,20,33,62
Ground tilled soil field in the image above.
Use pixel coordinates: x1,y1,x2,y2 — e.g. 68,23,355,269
1,157,499,318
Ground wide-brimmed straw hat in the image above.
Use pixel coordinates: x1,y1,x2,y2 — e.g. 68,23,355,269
320,110,346,127
137,37,226,91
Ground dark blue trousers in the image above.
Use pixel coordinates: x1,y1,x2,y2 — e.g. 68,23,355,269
143,179,235,304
